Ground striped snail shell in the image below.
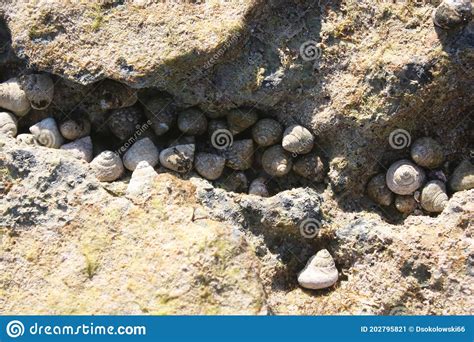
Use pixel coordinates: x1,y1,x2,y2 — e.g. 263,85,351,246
226,108,258,135
248,177,270,197
90,151,124,182
194,152,225,180
421,180,448,213
298,249,338,290
178,108,208,136
0,111,17,137
262,145,292,177
410,137,444,169
251,118,283,147
282,124,314,155
386,159,425,195
59,118,91,140
29,117,64,148
367,173,393,207
19,73,54,110
0,77,31,116
225,139,254,171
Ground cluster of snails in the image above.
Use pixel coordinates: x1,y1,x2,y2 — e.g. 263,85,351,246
367,137,473,216
0,74,327,197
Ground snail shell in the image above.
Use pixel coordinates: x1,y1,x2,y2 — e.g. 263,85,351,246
367,173,394,206
143,97,176,136
96,79,137,110
0,111,17,137
177,108,208,136
194,152,225,180
226,108,258,135
108,106,143,140
90,151,124,182
0,77,30,116
251,118,283,147
16,133,38,146
215,171,248,193
249,177,270,197
420,180,448,213
59,118,91,141
159,144,195,173
386,159,425,195
126,161,158,200
410,137,444,169
123,137,159,171
293,153,326,182
19,74,54,110
433,0,472,29
395,195,417,214
262,145,292,177
60,136,93,162
449,160,474,192
29,117,64,148
225,139,254,170
282,124,314,155
208,119,228,137
298,249,338,290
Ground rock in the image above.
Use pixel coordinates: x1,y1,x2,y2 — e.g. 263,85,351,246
123,138,159,171
449,160,474,192
60,136,93,162
227,108,258,135
298,249,339,290
59,118,91,141
0,77,30,116
90,151,124,182
29,117,64,148
367,173,393,206
282,125,314,155
159,144,195,173
293,153,326,182
225,139,254,171
96,79,137,110
0,111,18,137
143,97,176,136
433,0,472,29
177,108,208,136
194,152,225,180
215,171,249,193
126,161,158,202
19,73,54,110
16,133,38,146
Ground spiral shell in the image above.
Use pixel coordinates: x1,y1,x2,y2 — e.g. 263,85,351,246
126,161,158,201
293,153,326,182
60,136,93,162
97,79,137,110
386,159,425,195
410,137,444,169
0,111,17,137
194,152,225,180
226,108,258,135
29,117,64,148
178,108,208,136
395,195,417,214
367,173,394,206
90,151,124,182
225,139,254,171
297,249,338,290
143,97,176,136
19,73,54,110
159,144,195,173
282,125,314,155
420,180,448,213
108,106,143,140
249,177,269,197
0,77,30,116
433,0,472,29
59,118,91,141
251,118,283,147
449,160,474,192
262,145,292,177
16,133,38,146
123,137,159,171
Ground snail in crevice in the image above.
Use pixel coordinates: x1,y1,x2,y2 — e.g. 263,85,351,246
123,137,160,171
59,118,91,140
0,111,17,137
367,173,393,207
225,139,254,171
248,177,270,197
0,77,31,116
386,159,425,195
143,97,176,136
298,249,339,290
449,160,474,192
410,137,444,169
178,108,208,136
226,108,258,135
395,195,417,215
251,118,283,147
159,144,195,173
90,151,124,182
420,180,449,213
29,117,64,148
282,124,314,155
194,152,225,180
293,153,326,182
262,145,292,177
108,106,143,141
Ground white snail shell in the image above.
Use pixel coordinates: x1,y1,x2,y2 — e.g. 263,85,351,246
60,136,93,162
367,173,393,206
282,124,314,155
159,144,195,173
251,118,283,147
386,159,425,195
298,249,338,290
225,139,254,171
194,152,225,180
410,137,444,169
0,77,31,116
420,180,448,213
29,117,64,148
123,137,159,171
90,150,124,182
19,73,54,110
262,145,292,177
248,177,270,197
0,111,18,137
449,160,474,192
126,161,158,200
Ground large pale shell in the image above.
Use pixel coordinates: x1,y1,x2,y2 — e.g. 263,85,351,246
178,108,208,136
420,180,448,213
159,144,195,173
123,137,159,171
225,139,254,171
249,177,270,197
16,133,38,146
90,151,124,182
293,153,326,182
19,74,54,110
433,0,472,29
262,145,292,177
282,124,314,155
251,118,283,147
367,173,393,206
126,161,158,201
298,249,338,290
395,195,417,214
59,118,91,140
194,152,225,180
449,160,474,192
0,77,31,116
29,117,64,148
96,80,137,110
0,111,17,137
60,136,93,162
143,97,176,136
386,159,425,195
410,137,444,169
108,106,143,140
226,108,258,135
